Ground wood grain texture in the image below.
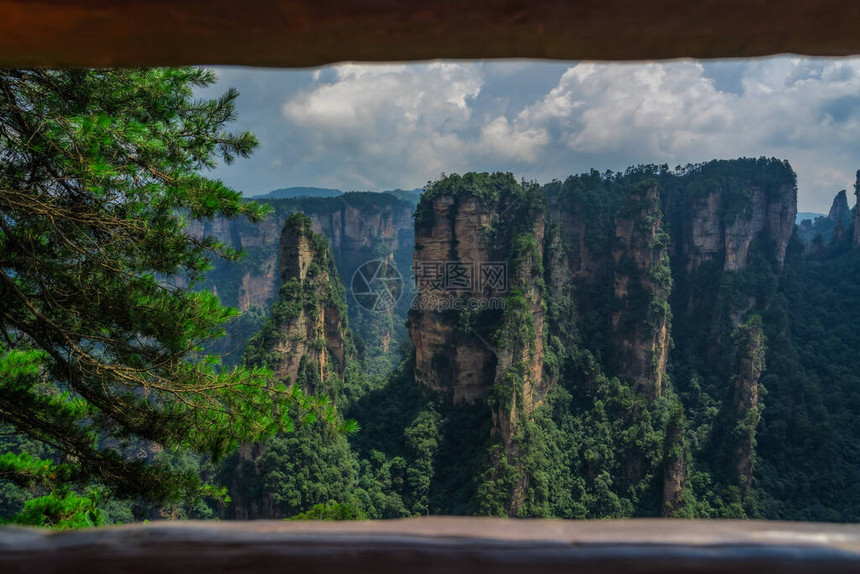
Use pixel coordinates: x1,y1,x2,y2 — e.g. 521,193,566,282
2,518,860,573
0,0,860,67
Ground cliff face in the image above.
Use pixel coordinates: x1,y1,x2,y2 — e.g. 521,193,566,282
197,193,414,312
410,187,549,408
544,175,676,397
410,195,497,403
308,197,414,281
225,214,354,520
408,170,680,515
490,203,550,515
197,193,414,367
827,189,850,223
557,202,608,281
236,212,353,398
405,160,797,517
679,182,796,272
610,185,672,399
267,215,349,386
660,161,794,511
409,174,551,515
190,209,283,311
828,190,851,241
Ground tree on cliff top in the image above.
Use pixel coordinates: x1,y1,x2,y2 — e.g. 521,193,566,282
0,68,323,515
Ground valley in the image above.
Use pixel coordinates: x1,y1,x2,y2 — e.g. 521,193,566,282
202,158,860,520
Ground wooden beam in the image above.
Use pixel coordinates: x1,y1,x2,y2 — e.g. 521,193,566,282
2,518,860,573
1,0,860,68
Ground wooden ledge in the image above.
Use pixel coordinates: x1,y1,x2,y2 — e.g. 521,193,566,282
2,518,860,573
2,1,860,68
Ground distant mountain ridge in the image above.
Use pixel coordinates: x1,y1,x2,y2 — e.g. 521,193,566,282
252,186,423,204
796,211,824,223
252,186,342,199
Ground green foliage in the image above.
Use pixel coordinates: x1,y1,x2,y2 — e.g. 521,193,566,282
288,501,367,521
0,451,75,489
215,159,860,524
751,234,860,520
403,409,441,513
199,160,860,523
524,348,676,518
0,68,322,523
198,191,415,374
473,443,520,516
414,172,532,232
344,359,441,518
10,491,102,529
218,418,359,519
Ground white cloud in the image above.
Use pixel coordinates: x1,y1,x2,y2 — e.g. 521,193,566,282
283,64,479,142
281,62,483,187
508,62,735,158
213,57,860,211
475,58,860,211
479,116,548,162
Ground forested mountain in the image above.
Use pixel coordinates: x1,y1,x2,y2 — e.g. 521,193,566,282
195,158,860,521
191,192,415,375
4,155,860,523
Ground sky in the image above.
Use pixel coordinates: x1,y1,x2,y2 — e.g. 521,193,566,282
200,57,860,214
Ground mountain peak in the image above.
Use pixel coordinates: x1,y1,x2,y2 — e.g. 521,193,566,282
827,189,851,223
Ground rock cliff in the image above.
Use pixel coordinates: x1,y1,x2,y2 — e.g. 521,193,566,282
406,160,797,517
410,179,548,410
828,190,851,242
242,213,352,392
678,180,796,272
610,184,672,399
196,192,414,366
409,174,550,515
410,194,497,403
196,193,413,311
827,189,850,223
224,214,355,520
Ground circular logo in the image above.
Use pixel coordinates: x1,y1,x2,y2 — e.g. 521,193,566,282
351,259,404,312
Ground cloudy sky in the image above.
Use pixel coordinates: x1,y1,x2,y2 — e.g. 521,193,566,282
201,57,860,213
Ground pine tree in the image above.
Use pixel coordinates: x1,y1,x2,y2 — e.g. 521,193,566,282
0,68,325,511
